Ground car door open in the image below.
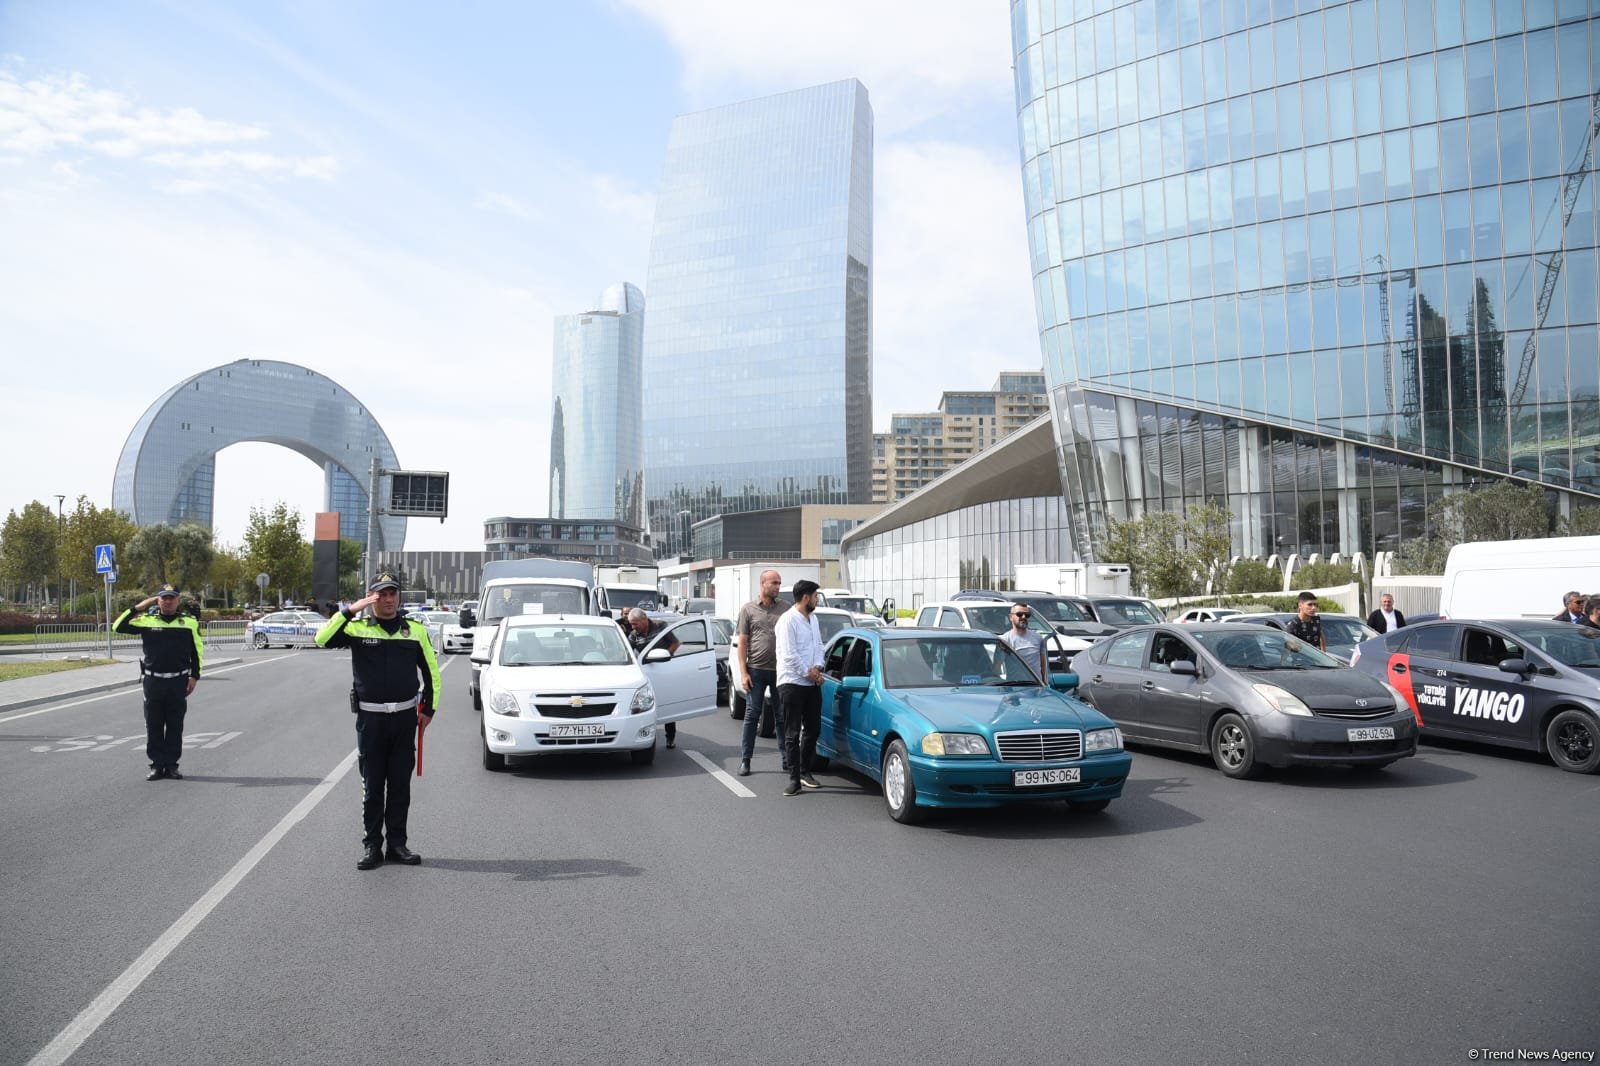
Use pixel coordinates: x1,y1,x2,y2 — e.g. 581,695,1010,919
643,617,719,725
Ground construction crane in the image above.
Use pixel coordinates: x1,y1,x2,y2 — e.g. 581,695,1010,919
1510,89,1600,408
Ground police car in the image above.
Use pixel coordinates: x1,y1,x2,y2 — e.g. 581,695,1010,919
245,610,325,649
1350,620,1600,773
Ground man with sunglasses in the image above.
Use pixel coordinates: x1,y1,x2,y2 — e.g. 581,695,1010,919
998,603,1046,682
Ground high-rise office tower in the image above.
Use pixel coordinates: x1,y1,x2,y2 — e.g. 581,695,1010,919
549,282,645,527
643,79,874,557
1013,1,1600,559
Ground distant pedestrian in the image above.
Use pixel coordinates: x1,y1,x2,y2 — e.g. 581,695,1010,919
114,583,203,781
1555,591,1586,623
998,602,1046,681
1583,597,1600,630
1284,591,1326,652
316,570,441,871
626,607,680,747
776,579,826,797
1366,593,1407,634
735,569,787,776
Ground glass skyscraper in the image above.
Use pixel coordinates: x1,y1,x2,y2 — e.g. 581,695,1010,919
642,79,874,557
1012,0,1600,560
549,282,645,528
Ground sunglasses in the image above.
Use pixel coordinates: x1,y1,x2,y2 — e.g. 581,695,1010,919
1013,612,1031,618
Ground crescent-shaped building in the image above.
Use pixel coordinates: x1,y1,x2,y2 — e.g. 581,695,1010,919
112,359,405,551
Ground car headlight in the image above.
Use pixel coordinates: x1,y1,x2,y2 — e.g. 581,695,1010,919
1084,727,1123,752
921,733,989,756
630,686,655,715
490,691,520,716
1253,683,1312,716
1382,682,1411,712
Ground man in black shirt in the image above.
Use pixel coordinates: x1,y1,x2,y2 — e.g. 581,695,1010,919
1284,591,1326,652
114,583,203,781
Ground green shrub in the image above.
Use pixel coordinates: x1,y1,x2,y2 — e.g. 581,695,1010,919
1293,561,1360,589
1224,559,1283,593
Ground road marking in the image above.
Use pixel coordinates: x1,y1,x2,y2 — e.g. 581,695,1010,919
683,748,756,798
0,655,296,725
23,747,359,1066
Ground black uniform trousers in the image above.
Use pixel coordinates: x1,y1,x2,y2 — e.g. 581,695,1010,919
780,683,821,785
141,675,189,771
355,710,415,849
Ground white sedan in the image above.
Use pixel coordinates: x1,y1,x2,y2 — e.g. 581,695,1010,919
411,610,473,654
479,614,718,771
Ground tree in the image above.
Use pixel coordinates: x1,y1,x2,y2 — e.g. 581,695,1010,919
1101,516,1145,592
170,522,215,592
60,497,138,591
1429,480,1553,544
1139,511,1195,598
1293,560,1360,589
124,524,178,589
210,546,247,607
1225,559,1284,594
1392,536,1451,576
0,501,58,604
338,538,365,599
1559,506,1600,536
1185,501,1234,597
242,502,312,603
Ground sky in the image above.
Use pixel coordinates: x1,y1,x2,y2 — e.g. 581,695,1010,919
0,0,1040,554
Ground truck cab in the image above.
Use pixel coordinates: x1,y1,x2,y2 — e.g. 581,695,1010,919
462,560,598,711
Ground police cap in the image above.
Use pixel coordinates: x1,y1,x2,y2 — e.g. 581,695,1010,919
157,583,179,598
369,572,401,592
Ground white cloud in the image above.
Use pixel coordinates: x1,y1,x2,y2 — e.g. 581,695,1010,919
616,0,1014,133
475,191,539,221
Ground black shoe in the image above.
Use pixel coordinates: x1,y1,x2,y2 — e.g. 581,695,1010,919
738,759,751,776
356,846,384,870
166,768,183,780
799,773,820,789
782,781,802,797
146,768,166,781
385,846,422,865
665,735,676,749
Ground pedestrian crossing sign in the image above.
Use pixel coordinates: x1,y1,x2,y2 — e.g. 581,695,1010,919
95,544,115,574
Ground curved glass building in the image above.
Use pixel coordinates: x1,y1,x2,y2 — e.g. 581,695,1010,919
643,79,874,557
549,282,645,527
112,359,405,550
1012,0,1600,559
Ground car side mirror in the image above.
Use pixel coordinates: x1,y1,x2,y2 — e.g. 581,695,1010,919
1498,657,1533,677
841,675,870,691
1170,660,1199,676
644,648,672,664
1049,672,1078,692
459,608,475,628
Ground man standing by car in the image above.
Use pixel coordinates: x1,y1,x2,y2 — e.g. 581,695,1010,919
1555,591,1586,623
316,571,441,871
626,608,680,747
735,569,787,777
998,602,1046,681
1366,593,1407,633
1284,591,1326,652
115,583,203,781
776,579,826,797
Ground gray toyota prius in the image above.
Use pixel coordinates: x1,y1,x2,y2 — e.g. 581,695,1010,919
1073,622,1418,778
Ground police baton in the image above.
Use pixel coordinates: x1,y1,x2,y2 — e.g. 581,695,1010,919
415,703,429,776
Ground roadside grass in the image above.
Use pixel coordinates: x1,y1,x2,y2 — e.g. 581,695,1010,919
0,659,118,682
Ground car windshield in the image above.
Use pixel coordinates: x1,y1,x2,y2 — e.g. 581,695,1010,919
1096,600,1163,625
880,636,1043,688
483,585,589,624
963,605,1015,633
1027,598,1091,621
498,623,632,666
602,586,658,610
1192,628,1343,669
827,595,879,615
816,612,853,643
1500,622,1600,667
1320,617,1375,649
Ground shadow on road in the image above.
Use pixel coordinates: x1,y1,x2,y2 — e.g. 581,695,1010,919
178,774,324,788
1126,743,1480,789
423,857,644,882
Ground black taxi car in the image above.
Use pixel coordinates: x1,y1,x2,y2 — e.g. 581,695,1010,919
1350,620,1600,774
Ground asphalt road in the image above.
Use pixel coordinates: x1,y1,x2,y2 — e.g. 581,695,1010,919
2,647,1596,1066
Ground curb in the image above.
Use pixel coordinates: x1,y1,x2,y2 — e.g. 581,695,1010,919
0,656,245,715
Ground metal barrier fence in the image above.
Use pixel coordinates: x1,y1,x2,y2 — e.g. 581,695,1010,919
27,620,258,657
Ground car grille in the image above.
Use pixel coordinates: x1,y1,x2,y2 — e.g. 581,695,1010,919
994,730,1082,762
534,731,620,746
531,694,618,719
1302,739,1411,757
1312,706,1396,720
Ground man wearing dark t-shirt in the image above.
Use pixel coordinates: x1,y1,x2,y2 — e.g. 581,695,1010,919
1284,591,1325,652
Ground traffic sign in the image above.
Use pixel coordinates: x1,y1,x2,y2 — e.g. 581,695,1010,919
94,544,115,574
256,573,270,590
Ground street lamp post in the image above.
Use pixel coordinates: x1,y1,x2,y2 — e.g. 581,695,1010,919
53,494,66,617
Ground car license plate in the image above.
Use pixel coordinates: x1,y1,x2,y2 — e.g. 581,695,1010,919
1013,768,1081,787
1347,726,1395,742
549,724,605,738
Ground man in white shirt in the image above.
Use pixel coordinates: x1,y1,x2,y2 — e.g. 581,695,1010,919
775,579,826,797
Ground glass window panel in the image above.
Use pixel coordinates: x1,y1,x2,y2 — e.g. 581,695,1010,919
1232,159,1256,224
1182,44,1206,109
1436,48,1467,122
1467,114,1499,187
1439,118,1471,192
1412,126,1441,196
1242,356,1265,411
1228,96,1253,162
1210,165,1234,229
1139,119,1162,180
1384,130,1412,198
1265,354,1291,418
1498,36,1528,109
1526,29,1558,105
1526,0,1556,31
1277,84,1303,151
1532,177,1564,255
1331,139,1359,209
1291,352,1317,421
1464,0,1494,42
1350,0,1379,68
1257,154,1282,220
1237,223,1262,290
1558,23,1589,101
1143,181,1166,240
1097,70,1119,132
1324,4,1352,72
1118,65,1141,128
1335,206,1363,275
1249,25,1275,93
1465,42,1497,115
1342,346,1369,413
1159,52,1182,115
1527,104,1561,181
1301,80,1330,147
1381,61,1409,132
1187,170,1210,233
1298,13,1326,79
1161,112,1185,176
1252,90,1278,158
1169,239,1192,301
1327,72,1355,141
1203,37,1227,103
1281,149,1306,215
1239,292,1263,358
1275,20,1299,86
1354,66,1383,138
1305,144,1331,214
1357,134,1386,202
1499,110,1531,184
1263,290,1289,355
1338,282,1368,346
1284,214,1309,283
1388,200,1418,271
1435,0,1465,48
1260,219,1286,288
1473,186,1503,261
1416,195,1445,267
1115,3,1137,67
1376,0,1407,64
1407,55,1438,126
1309,211,1334,281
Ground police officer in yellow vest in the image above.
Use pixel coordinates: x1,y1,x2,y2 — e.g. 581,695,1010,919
114,583,203,781
316,571,442,870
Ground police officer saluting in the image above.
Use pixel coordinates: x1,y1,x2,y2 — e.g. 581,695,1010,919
115,583,203,781
316,571,442,871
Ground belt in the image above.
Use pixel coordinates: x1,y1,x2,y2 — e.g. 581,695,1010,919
358,697,418,713
147,671,189,679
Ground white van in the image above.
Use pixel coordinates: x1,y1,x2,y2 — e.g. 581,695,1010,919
1439,536,1600,620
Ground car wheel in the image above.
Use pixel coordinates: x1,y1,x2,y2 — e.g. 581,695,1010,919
1210,713,1263,779
1069,799,1111,813
730,691,746,720
252,633,270,649
1546,709,1600,774
630,740,657,766
881,739,922,824
471,685,481,712
481,720,507,772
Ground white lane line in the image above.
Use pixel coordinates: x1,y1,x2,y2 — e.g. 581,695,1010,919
684,748,756,798
0,655,297,725
23,747,359,1066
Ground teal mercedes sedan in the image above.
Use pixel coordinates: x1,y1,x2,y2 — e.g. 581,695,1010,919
815,627,1133,823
